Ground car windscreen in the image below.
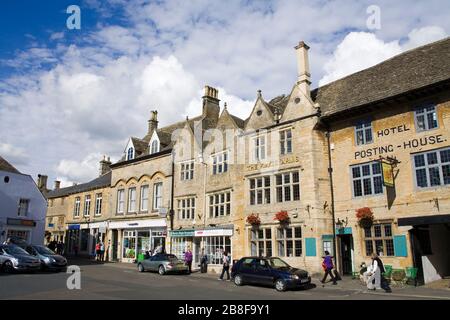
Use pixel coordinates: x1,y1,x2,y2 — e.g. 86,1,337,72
34,246,56,255
3,245,30,255
268,258,291,269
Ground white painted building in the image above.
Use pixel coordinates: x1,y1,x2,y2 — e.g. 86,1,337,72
0,156,47,245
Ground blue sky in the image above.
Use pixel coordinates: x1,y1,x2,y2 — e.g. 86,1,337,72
0,0,448,187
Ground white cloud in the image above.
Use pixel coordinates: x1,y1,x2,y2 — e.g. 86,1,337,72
319,26,448,86
0,143,29,166
56,153,102,185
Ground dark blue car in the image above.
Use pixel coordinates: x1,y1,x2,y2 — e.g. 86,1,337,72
231,256,311,292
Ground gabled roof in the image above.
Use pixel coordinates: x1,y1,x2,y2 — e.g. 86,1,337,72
130,137,148,154
46,171,112,199
313,37,450,118
0,156,20,174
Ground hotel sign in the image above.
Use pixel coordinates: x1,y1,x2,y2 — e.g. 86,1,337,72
246,156,300,171
381,161,395,188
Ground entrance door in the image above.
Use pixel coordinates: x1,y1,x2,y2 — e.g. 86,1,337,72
339,235,353,275
409,226,431,285
112,230,118,261
194,238,202,266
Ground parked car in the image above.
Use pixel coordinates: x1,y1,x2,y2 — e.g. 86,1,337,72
231,256,311,292
25,245,67,271
137,253,189,275
0,244,41,273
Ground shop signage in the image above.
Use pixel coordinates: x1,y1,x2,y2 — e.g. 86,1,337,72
48,223,55,228
68,224,80,230
194,229,233,237
169,230,195,237
381,161,395,187
99,227,107,233
7,218,36,227
246,156,300,171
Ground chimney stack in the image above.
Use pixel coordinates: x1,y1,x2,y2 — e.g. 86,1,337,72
99,155,112,176
37,174,48,191
294,41,311,96
148,110,158,135
202,85,220,119
54,180,61,190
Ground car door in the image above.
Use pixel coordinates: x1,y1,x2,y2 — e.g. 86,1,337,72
238,258,257,283
255,259,274,286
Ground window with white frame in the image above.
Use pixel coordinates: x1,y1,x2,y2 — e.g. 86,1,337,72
415,105,438,131
128,187,137,213
74,197,80,218
414,148,450,188
117,189,125,214
249,176,271,205
180,161,194,180
212,151,228,175
277,227,302,257
94,193,102,216
204,236,232,265
280,129,292,155
351,162,383,197
17,199,30,217
153,182,163,210
275,171,300,202
253,135,266,161
355,121,373,145
250,228,272,257
83,195,91,217
172,238,188,260
177,197,195,220
209,191,231,218
150,140,159,154
127,147,134,160
140,185,149,212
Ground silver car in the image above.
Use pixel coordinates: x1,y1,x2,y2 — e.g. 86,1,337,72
137,253,189,275
0,244,41,273
25,245,68,271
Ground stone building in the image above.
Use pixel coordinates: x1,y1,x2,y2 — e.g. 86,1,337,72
45,158,112,257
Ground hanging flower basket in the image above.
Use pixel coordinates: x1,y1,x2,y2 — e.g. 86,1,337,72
356,207,374,228
246,213,261,228
274,210,290,227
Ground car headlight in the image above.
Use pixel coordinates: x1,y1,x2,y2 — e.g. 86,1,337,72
11,258,19,266
291,274,299,280
43,257,55,264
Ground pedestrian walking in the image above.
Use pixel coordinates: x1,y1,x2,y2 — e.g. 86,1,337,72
184,248,193,274
218,251,231,281
200,249,208,273
57,241,64,255
99,241,105,262
367,252,383,290
321,251,337,285
95,242,101,261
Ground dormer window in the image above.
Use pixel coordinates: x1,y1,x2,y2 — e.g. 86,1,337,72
151,140,159,154
127,147,134,160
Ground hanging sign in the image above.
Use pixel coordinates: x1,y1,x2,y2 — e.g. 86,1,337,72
381,161,395,188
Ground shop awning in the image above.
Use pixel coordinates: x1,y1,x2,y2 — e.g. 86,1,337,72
398,214,450,226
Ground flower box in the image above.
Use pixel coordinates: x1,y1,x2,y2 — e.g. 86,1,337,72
274,210,290,225
246,213,261,226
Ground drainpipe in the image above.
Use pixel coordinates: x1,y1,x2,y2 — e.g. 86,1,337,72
325,130,339,274
169,151,175,254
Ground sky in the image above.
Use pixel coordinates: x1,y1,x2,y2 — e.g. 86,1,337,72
0,0,449,188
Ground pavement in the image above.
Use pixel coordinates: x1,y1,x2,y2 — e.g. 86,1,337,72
1,258,450,300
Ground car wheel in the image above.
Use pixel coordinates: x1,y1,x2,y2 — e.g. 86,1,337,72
275,279,287,292
158,265,166,275
234,274,244,286
3,261,14,273
138,263,145,272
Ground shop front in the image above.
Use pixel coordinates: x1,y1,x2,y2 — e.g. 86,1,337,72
4,218,38,245
169,226,233,272
109,218,167,263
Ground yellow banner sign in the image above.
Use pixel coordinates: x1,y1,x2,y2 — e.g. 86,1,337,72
382,161,394,188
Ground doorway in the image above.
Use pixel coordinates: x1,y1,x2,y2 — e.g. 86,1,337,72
112,229,118,261
339,235,353,275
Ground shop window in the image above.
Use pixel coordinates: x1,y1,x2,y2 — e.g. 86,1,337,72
364,223,394,257
249,176,271,205
177,197,195,220
415,105,438,131
413,148,450,188
172,237,189,260
208,191,231,218
355,121,373,145
204,236,231,265
181,161,194,180
123,231,136,259
275,171,300,202
250,228,272,257
276,226,302,257
351,162,383,197
280,129,292,155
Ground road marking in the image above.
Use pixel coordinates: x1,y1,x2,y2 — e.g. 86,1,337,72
362,291,450,300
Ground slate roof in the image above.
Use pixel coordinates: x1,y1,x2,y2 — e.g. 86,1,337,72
46,171,112,199
312,37,450,118
0,156,20,174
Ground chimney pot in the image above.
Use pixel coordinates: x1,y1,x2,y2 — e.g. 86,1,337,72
148,110,158,134
37,174,48,191
99,156,112,176
202,85,220,119
54,180,61,190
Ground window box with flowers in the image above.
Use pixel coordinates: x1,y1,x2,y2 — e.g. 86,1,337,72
356,207,374,228
246,213,261,230
274,210,290,227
